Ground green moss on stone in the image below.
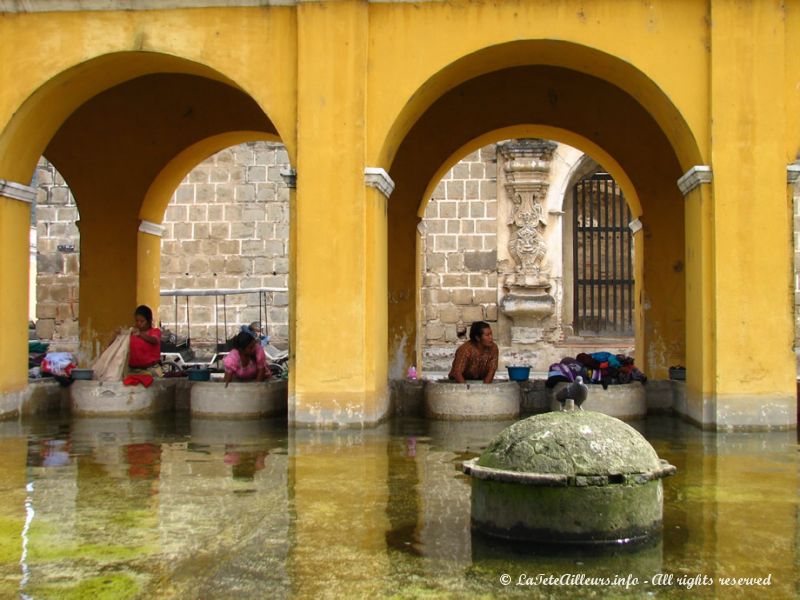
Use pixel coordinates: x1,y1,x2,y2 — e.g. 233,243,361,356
477,411,660,476
26,573,140,600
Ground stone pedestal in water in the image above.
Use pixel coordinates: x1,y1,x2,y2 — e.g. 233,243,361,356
463,410,675,544
425,381,520,420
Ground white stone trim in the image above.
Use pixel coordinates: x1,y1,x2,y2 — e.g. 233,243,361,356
416,222,427,235
628,218,643,234
788,164,800,185
138,220,165,237
0,179,36,204
677,165,712,196
364,167,395,199
279,167,297,189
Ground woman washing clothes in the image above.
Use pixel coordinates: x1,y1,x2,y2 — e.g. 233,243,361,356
128,305,164,377
223,331,271,387
448,321,499,383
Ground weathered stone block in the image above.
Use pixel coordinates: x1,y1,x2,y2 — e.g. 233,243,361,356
462,305,485,322
188,205,208,221
218,240,241,254
235,184,256,203
427,322,445,341
480,180,497,199
257,185,276,202
225,257,248,274
439,305,461,323
460,220,475,234
210,167,230,183
458,236,483,251
452,288,473,305
458,201,470,218
247,166,267,183
189,167,209,183
442,273,469,287
207,205,224,221
434,235,457,252
446,253,464,271
446,219,460,234
231,222,254,239
425,219,445,234
464,251,497,272
36,319,55,340
193,223,210,239
466,181,480,200
175,186,194,204
475,289,497,304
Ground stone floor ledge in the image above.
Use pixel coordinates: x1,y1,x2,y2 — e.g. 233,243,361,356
424,380,520,421
191,380,288,419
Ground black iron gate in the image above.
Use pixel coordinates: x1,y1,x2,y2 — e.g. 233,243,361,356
573,172,633,335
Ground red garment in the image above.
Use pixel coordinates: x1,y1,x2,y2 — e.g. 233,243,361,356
123,374,154,387
129,328,161,368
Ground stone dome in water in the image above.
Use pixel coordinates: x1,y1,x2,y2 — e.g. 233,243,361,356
477,411,661,479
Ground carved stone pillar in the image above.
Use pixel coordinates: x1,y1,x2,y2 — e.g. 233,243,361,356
497,139,558,344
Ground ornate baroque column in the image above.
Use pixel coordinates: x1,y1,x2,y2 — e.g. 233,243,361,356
497,139,557,344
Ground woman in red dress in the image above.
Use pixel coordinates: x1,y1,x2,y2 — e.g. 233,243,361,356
448,321,499,383
129,305,162,376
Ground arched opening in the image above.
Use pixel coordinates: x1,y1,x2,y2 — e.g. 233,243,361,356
417,139,637,376
384,54,702,380
1,51,291,392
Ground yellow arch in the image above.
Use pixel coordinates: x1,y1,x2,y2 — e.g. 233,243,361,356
0,51,293,184
139,130,284,223
418,125,642,219
378,39,703,173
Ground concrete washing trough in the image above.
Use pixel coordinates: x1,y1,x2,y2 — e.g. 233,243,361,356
424,380,520,420
462,410,676,545
190,380,288,419
548,381,646,420
70,379,175,417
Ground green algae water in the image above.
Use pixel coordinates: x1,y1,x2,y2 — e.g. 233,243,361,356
0,414,796,599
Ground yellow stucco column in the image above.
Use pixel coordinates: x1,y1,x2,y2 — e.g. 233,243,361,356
291,1,389,426
680,167,715,427
136,220,164,317
281,167,298,403
703,0,795,430
0,180,36,416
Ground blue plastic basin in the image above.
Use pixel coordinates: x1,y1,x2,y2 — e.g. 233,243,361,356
507,366,531,381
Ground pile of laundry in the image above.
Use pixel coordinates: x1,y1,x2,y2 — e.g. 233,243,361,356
547,352,646,389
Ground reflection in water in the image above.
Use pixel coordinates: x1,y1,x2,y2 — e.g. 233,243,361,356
0,414,795,598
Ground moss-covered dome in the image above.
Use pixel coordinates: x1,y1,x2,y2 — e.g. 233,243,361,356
477,411,660,477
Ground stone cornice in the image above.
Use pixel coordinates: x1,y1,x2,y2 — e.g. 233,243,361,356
279,167,297,189
139,220,165,237
364,167,395,199
788,164,800,185
0,179,36,204
677,165,712,196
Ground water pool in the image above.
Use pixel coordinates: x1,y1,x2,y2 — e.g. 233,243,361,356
0,414,796,598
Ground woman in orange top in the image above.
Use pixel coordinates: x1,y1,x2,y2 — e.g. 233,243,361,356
448,321,499,383
129,305,162,375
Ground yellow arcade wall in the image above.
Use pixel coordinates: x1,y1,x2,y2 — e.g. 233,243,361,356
0,0,797,428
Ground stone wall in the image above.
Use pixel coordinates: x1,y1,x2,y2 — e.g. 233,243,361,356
32,158,80,347
158,142,290,349
420,146,499,369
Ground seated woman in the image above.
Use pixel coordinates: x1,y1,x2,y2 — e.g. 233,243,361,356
448,321,499,383
223,331,271,387
128,305,163,377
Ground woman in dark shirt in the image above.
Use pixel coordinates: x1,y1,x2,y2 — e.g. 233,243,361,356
448,321,499,383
